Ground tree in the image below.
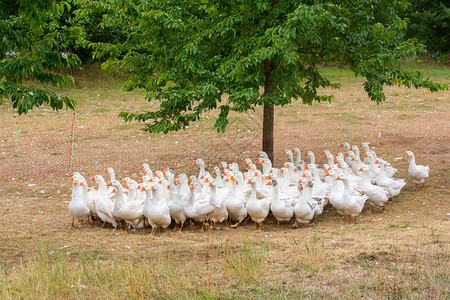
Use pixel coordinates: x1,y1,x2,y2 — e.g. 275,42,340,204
0,0,81,114
400,0,449,59
88,0,447,162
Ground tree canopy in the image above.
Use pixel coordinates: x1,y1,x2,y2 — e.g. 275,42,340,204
1,0,448,161
85,0,447,160
0,0,81,114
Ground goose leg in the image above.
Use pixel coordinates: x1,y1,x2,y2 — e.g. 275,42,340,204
255,222,262,233
177,222,184,234
230,219,242,228
292,220,298,228
200,221,205,232
125,223,129,234
71,217,75,227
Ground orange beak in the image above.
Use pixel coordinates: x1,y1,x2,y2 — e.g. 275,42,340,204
298,178,302,183
325,172,329,176
69,177,74,182
266,181,271,186
247,179,252,184
302,173,306,177
304,165,309,170
141,186,146,191
112,188,116,193
336,176,341,180
107,182,112,186
359,167,363,171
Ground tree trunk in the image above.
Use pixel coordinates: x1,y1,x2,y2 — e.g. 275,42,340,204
262,60,274,163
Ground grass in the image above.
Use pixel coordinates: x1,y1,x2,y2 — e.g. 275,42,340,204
8,240,445,299
395,114,412,120
225,237,269,283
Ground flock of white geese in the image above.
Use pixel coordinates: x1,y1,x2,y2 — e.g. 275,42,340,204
69,142,430,234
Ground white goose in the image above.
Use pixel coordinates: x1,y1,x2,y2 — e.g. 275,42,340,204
225,174,248,228
90,175,117,228
255,157,273,175
76,175,96,220
109,180,144,233
184,182,217,231
140,163,153,177
375,162,406,198
358,166,390,210
68,174,91,227
268,179,294,224
335,174,368,220
206,179,229,229
406,151,429,188
284,149,294,164
246,177,270,232
293,181,315,225
361,142,371,164
194,158,206,180
257,151,269,160
168,176,189,232
142,183,171,235
292,147,304,169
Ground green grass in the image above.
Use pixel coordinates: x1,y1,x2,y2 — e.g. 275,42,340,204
395,114,412,120
318,61,450,81
225,237,269,283
92,108,111,114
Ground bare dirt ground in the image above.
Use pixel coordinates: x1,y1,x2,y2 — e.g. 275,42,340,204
0,67,448,297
